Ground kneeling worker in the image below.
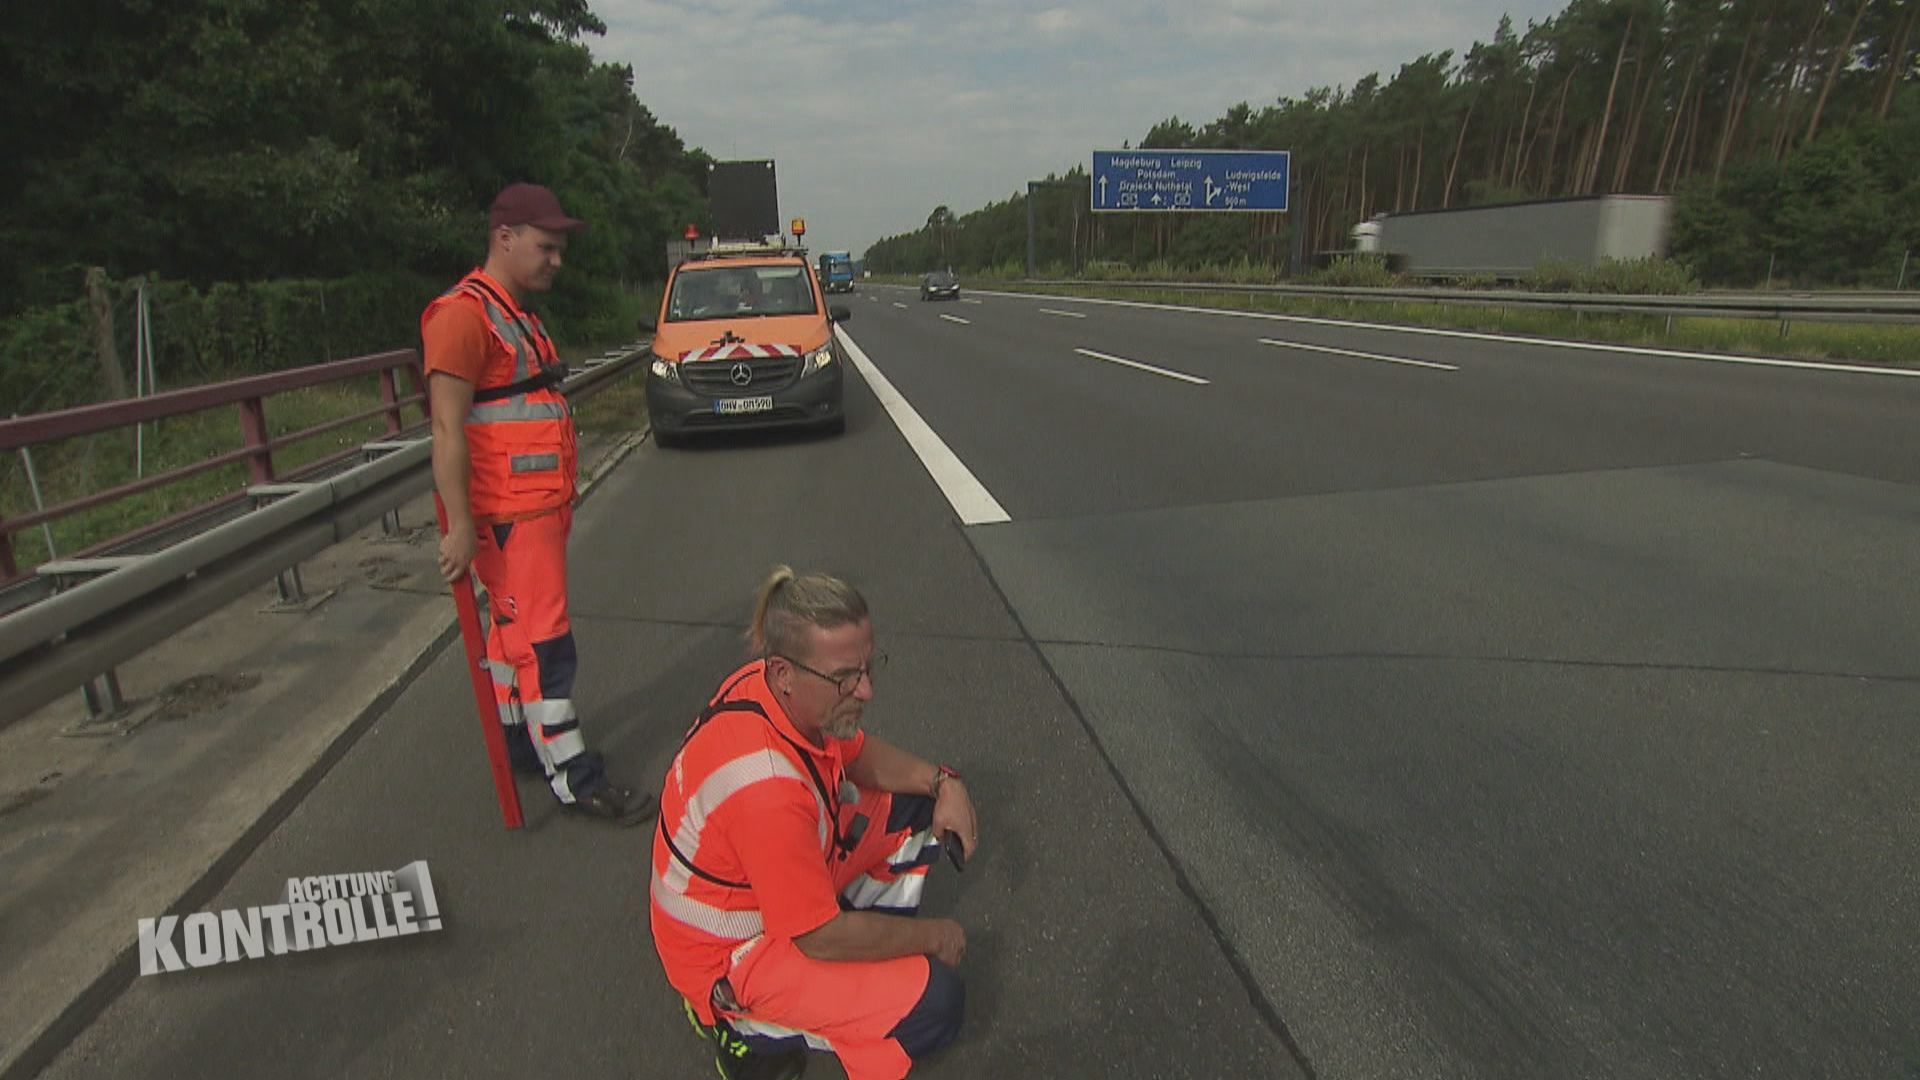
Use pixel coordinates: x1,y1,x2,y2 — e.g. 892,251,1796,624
649,567,977,1080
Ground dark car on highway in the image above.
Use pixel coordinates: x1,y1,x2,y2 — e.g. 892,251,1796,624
920,269,960,301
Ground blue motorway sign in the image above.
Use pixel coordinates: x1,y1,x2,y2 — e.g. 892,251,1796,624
1091,149,1290,213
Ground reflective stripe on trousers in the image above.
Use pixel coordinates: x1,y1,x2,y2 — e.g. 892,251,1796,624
699,792,959,1080
471,504,602,804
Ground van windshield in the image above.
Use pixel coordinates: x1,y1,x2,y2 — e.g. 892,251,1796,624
667,265,818,322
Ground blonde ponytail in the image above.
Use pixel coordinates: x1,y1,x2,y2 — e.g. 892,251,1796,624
745,565,868,658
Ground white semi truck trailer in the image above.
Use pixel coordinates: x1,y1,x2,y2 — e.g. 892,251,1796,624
1350,194,1674,280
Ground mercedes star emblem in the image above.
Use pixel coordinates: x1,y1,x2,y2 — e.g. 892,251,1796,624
730,362,753,386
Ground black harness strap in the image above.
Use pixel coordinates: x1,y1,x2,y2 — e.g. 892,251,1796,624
660,668,861,893
470,365,569,403
659,819,750,890
458,278,570,402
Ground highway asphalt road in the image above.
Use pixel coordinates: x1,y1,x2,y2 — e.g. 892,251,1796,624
41,285,1920,1080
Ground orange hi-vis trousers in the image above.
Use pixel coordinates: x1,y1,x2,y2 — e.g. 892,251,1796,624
705,790,965,1080
470,504,606,804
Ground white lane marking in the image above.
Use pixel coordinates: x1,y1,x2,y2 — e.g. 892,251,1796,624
939,314,971,325
976,290,1920,379
1259,338,1458,371
1039,308,1087,319
1072,348,1210,385
892,302,908,309
962,298,984,305
835,328,1011,526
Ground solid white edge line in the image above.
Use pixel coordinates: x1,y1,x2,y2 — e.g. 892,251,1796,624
976,289,1920,379
1259,338,1458,371
835,327,1011,526
1038,308,1087,319
939,314,972,325
1072,348,1210,385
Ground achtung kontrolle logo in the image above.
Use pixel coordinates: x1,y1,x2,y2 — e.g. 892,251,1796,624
138,860,443,976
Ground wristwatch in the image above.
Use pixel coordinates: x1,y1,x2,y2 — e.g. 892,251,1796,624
930,765,963,799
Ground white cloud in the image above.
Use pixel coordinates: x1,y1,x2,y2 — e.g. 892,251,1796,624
1031,8,1081,36
591,0,1567,259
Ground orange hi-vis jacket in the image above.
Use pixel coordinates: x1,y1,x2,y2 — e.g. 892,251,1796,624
420,269,577,522
650,659,870,1024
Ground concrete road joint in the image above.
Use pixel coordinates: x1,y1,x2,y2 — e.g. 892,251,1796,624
955,531,1323,1080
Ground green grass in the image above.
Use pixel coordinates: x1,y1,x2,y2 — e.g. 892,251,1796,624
980,281,1920,368
2,379,415,569
561,320,653,436
571,371,649,435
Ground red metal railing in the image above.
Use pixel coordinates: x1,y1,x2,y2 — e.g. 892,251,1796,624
0,350,428,583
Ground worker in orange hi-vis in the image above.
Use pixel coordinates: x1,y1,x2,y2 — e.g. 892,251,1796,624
421,182,656,827
651,566,976,1080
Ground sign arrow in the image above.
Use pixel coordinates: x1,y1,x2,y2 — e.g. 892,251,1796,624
1098,176,1108,207
1151,193,1163,206
1205,176,1219,206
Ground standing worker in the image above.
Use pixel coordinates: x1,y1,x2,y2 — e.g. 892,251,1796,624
422,182,656,826
650,566,975,1080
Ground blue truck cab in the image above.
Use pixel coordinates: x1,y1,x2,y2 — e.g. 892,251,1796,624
818,251,855,294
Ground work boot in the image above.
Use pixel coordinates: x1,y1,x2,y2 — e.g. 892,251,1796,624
562,780,656,826
716,1041,807,1080
683,999,807,1080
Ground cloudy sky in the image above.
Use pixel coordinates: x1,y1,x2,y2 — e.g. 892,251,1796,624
594,0,1568,259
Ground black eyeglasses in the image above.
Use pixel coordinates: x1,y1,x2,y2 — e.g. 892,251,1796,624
777,651,887,697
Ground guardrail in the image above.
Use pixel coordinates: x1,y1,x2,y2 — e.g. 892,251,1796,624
1013,279,1920,328
0,351,430,584
0,342,649,730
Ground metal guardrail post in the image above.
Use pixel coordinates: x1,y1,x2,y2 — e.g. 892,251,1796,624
81,669,126,721
237,397,275,484
34,557,149,728
405,363,430,425
379,367,404,436
246,483,329,611
362,439,427,539
274,565,308,606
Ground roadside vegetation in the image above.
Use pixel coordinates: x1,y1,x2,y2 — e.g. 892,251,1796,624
3,1,708,417
867,0,1920,298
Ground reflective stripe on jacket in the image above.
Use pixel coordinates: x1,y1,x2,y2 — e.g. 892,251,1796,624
649,660,862,1011
420,269,576,521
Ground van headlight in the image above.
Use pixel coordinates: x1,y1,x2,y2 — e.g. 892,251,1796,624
649,355,681,384
800,344,836,377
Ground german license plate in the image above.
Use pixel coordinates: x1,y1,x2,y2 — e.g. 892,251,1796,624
714,396,774,415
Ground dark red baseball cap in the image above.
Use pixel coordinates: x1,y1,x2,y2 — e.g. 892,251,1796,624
488,183,588,234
